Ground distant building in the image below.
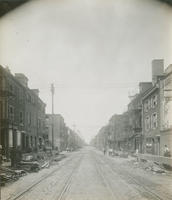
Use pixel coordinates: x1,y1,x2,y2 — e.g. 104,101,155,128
92,126,108,150
0,65,46,157
45,114,68,151
92,59,172,157
109,112,130,151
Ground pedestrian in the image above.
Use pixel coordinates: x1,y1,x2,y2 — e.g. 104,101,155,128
164,145,171,157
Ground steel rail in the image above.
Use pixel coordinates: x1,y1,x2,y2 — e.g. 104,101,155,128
55,155,83,200
92,153,117,200
98,153,171,200
6,153,80,200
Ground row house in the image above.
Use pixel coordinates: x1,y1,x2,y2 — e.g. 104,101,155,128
94,113,131,152
67,128,85,150
142,84,161,155
45,114,85,151
90,126,108,150
142,59,171,156
45,114,68,151
160,65,172,155
92,59,172,157
0,66,46,157
108,114,129,151
127,82,152,153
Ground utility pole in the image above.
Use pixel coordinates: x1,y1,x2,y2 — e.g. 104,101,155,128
51,83,55,150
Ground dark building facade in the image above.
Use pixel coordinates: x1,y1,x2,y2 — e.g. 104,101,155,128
127,82,152,153
0,66,46,157
160,65,172,155
142,60,164,155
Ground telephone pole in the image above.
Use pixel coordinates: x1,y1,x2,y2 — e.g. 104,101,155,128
51,83,55,150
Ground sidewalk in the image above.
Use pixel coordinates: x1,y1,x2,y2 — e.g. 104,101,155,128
1,152,70,200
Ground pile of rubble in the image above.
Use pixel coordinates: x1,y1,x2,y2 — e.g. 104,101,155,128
131,158,168,175
0,151,66,186
0,167,27,186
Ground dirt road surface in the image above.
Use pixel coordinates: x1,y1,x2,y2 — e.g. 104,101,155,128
2,147,172,200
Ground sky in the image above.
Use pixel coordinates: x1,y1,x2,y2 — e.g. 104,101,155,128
0,0,172,143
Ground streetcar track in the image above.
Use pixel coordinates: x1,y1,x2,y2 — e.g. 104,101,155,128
97,153,171,200
6,153,81,200
92,153,117,200
55,155,83,200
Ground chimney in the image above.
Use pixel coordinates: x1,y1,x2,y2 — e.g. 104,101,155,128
152,59,164,85
31,89,39,96
15,73,28,87
139,82,152,94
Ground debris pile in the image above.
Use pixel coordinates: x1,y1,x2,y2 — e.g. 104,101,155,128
0,167,27,186
131,159,167,175
0,151,66,186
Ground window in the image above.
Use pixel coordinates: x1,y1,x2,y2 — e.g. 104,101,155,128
145,115,151,131
151,113,157,129
38,118,41,128
9,84,13,93
152,95,157,108
19,111,23,124
19,89,23,101
9,106,14,121
27,112,31,125
148,99,151,110
27,93,32,102
29,95,31,102
144,100,149,112
32,96,35,104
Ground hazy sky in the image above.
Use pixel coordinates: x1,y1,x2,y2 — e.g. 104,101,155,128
0,0,172,142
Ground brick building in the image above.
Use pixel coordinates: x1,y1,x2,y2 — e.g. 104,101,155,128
142,60,164,155
92,59,172,157
0,66,46,157
45,114,68,151
127,82,152,153
160,65,172,155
